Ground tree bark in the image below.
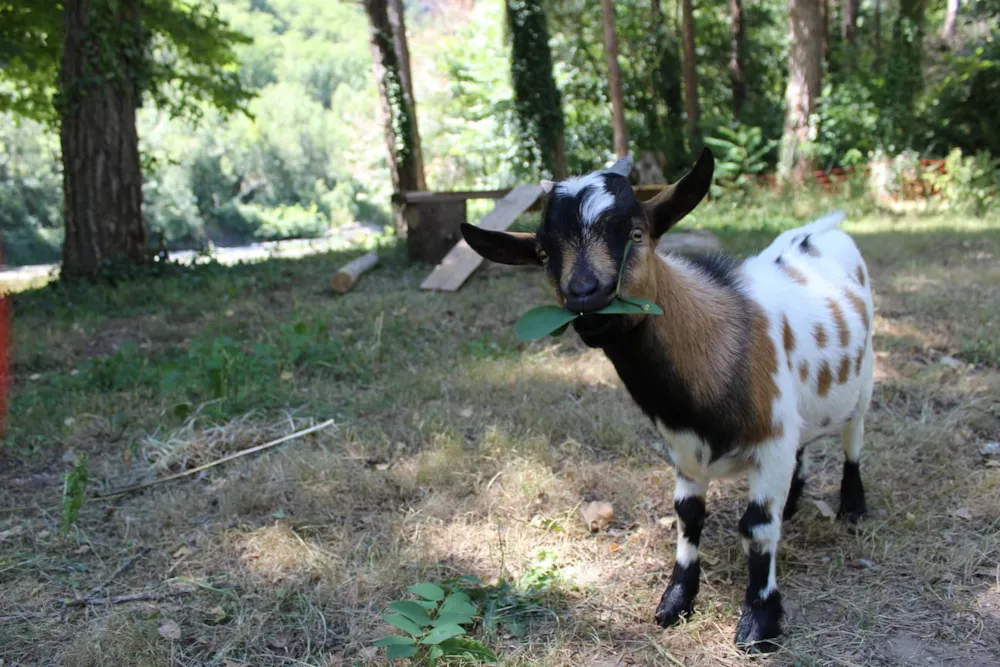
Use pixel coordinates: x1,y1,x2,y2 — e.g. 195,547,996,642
506,0,567,179
941,0,959,44
600,0,629,158
779,0,824,184
729,0,746,120
681,0,701,142
387,0,426,190
364,0,422,236
874,0,882,70
842,0,858,46
59,0,149,280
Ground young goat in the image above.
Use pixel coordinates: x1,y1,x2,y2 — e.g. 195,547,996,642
460,149,875,653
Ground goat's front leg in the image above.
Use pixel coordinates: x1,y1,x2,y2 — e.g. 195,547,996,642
735,438,797,653
655,475,707,627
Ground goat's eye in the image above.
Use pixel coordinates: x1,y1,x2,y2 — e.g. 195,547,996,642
537,247,548,263
630,229,644,244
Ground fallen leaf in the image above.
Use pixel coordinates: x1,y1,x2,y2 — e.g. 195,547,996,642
939,355,963,368
950,507,973,520
158,620,181,641
279,371,293,381
811,499,837,519
206,605,227,623
579,501,615,532
225,309,235,317
267,631,295,650
74,544,90,554
29,373,40,381
656,516,676,528
375,462,390,471
459,407,473,418
609,543,622,552
357,647,378,661
172,546,192,558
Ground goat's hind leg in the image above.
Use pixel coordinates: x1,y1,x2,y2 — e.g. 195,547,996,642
735,438,797,653
782,447,807,520
655,475,707,627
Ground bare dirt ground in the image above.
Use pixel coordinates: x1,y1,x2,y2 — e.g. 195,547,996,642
1,212,998,666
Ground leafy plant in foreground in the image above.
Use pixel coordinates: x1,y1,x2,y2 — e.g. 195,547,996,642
61,453,88,534
374,582,497,664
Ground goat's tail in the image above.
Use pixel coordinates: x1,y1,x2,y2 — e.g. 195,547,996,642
756,210,848,264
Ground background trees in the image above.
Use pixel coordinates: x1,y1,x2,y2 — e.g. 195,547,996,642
1,0,998,269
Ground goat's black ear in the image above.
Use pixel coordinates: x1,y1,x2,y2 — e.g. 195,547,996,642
642,148,714,238
460,223,541,266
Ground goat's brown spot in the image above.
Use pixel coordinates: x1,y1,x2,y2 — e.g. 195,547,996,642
837,355,851,384
827,297,850,347
816,361,833,397
813,323,828,349
854,349,864,375
745,310,782,444
780,263,809,285
782,315,795,354
844,287,870,335
855,265,866,287
798,360,809,382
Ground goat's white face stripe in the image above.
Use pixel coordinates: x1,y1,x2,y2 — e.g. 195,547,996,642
555,173,615,227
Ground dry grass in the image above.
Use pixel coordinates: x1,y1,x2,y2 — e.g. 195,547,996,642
1,211,999,666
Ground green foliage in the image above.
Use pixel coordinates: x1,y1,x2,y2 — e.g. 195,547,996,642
926,148,999,216
61,453,89,534
375,582,498,664
704,124,777,198
505,0,566,179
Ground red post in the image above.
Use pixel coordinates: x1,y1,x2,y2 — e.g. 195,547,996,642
0,243,8,439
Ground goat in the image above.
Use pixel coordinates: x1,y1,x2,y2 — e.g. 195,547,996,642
459,149,875,653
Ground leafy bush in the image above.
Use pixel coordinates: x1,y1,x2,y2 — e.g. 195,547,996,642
375,582,497,664
926,148,998,216
704,124,776,199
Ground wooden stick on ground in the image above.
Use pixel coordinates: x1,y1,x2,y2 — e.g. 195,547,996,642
65,547,150,606
93,419,336,498
331,250,379,293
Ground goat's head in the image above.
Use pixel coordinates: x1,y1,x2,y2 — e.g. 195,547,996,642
461,148,714,345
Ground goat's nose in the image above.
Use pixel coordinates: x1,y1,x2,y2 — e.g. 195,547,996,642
567,274,599,299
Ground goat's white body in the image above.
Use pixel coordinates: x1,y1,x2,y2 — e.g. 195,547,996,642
657,212,875,485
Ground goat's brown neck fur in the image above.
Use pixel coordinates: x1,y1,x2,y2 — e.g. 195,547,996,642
627,248,747,406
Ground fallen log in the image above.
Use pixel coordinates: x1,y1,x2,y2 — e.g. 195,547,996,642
331,251,379,293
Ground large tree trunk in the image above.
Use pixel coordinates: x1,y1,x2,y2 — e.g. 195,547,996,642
600,0,629,158
506,0,568,179
779,0,824,184
941,0,959,44
59,0,148,280
387,0,426,190
364,0,422,237
842,0,858,46
874,0,882,70
729,0,746,120
681,0,701,142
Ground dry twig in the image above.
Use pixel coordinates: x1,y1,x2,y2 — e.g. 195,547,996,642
65,547,149,606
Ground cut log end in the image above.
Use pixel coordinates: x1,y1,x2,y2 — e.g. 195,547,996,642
331,250,379,294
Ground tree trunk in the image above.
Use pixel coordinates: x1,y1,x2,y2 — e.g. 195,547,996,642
681,0,700,142
387,0,426,190
729,0,746,120
874,0,882,70
364,0,422,236
59,0,148,280
506,0,568,179
779,0,824,184
941,0,958,44
820,0,830,63
600,0,629,158
842,0,858,46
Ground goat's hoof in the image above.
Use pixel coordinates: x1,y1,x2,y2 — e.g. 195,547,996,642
837,496,867,524
735,594,783,654
654,584,695,628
